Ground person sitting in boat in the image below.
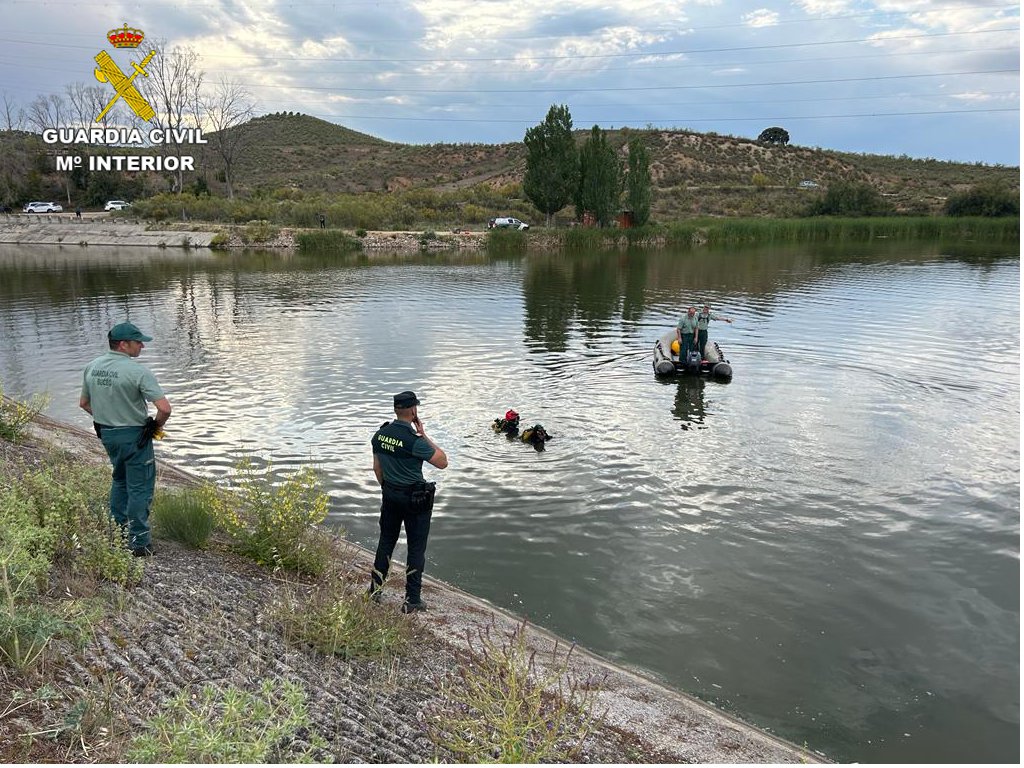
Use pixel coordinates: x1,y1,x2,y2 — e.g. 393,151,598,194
675,306,700,361
696,304,732,357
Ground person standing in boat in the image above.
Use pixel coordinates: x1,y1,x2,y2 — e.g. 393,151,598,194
676,306,700,360
696,304,732,358
369,390,448,614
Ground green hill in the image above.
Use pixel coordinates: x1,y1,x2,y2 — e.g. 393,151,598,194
215,114,1019,218
1,113,1018,219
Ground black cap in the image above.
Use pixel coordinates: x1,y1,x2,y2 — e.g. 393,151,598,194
393,390,420,408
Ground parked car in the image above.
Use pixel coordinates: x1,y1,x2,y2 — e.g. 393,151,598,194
488,216,530,230
104,200,132,211
798,180,819,189
23,201,63,213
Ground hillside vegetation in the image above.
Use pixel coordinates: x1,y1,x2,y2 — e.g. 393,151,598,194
1,112,1018,222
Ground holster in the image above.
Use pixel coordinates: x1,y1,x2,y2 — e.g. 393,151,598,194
92,422,103,439
136,417,160,448
410,481,436,511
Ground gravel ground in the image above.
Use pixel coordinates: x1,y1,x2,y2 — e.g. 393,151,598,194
0,413,827,763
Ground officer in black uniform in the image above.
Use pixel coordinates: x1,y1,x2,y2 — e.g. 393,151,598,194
369,390,448,613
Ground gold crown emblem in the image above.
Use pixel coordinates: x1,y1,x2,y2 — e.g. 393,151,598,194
107,23,145,49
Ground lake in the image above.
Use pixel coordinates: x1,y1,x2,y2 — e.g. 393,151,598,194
0,239,1018,763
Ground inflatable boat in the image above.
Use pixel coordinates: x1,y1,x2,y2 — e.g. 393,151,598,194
653,329,733,380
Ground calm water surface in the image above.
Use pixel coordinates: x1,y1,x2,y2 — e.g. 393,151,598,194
0,240,1018,763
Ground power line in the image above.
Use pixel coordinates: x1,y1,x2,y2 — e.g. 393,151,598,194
268,107,1017,125
0,26,1017,64
217,68,1020,94
0,43,1016,82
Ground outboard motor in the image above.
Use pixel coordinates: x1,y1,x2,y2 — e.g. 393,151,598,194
684,350,702,374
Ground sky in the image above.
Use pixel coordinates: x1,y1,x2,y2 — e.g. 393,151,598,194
0,0,1019,166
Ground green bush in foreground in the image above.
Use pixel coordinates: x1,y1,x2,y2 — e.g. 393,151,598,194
0,444,138,670
125,680,327,763
151,489,215,549
278,580,409,660
16,463,141,586
199,458,335,576
429,623,602,763
0,385,49,443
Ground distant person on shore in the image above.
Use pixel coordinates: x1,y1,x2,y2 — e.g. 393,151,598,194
75,206,82,219
675,306,700,360
696,304,732,357
369,390,448,614
317,212,326,229
79,322,172,557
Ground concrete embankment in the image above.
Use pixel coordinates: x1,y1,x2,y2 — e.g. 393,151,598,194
0,214,498,251
0,213,218,248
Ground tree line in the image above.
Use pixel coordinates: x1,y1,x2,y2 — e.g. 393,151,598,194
523,105,653,228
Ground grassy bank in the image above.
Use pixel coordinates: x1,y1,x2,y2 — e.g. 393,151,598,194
665,216,1020,246
502,216,1020,253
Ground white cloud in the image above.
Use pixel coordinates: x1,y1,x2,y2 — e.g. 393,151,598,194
793,0,852,15
742,9,780,28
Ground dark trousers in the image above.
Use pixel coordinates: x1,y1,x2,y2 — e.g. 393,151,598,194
697,329,708,358
100,426,155,548
371,489,433,602
681,333,697,358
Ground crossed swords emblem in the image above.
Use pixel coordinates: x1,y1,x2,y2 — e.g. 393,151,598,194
94,48,156,122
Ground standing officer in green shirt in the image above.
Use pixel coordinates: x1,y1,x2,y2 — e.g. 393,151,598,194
369,390,448,613
696,303,732,358
79,322,172,557
676,306,700,360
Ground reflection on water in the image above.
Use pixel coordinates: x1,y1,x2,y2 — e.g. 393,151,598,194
670,376,709,429
0,239,1018,764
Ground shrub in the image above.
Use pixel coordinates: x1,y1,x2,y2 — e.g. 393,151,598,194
151,489,214,549
428,622,603,763
805,182,894,217
15,463,142,586
0,456,138,670
277,579,408,660
200,459,334,575
0,385,49,443
125,680,327,762
945,183,1020,217
295,230,362,254
241,220,279,245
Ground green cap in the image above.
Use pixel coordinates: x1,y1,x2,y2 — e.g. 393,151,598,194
108,322,152,342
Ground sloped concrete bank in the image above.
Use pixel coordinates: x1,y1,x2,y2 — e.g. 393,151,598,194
0,410,827,763
0,215,218,248
0,216,493,251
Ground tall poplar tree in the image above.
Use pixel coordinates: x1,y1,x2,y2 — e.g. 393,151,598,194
523,104,577,226
624,136,652,226
575,125,619,226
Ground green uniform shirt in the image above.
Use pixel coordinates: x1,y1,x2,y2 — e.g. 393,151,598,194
372,419,435,486
676,315,699,335
696,311,723,330
80,351,165,426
